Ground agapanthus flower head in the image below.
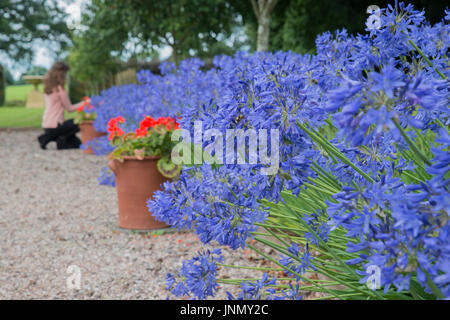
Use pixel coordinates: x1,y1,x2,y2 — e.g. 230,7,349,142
279,242,316,280
370,61,405,99
227,273,277,300
166,249,223,299
89,4,449,299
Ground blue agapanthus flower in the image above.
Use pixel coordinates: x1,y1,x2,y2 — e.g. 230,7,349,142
166,249,223,299
87,1,449,299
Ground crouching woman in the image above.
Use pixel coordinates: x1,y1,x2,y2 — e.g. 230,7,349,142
37,62,84,150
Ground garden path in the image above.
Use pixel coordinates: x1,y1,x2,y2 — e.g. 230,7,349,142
0,129,264,299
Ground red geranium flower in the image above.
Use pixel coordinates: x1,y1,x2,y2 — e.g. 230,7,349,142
134,116,180,138
140,116,156,129
81,97,95,109
107,116,126,140
135,127,148,137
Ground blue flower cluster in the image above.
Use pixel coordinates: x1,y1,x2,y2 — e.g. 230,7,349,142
149,51,323,252
226,273,277,300
279,243,316,279
97,166,116,187
149,165,269,250
89,58,225,186
89,2,449,299
166,249,223,299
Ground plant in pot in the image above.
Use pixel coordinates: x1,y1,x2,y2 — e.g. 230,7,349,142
107,115,181,230
75,97,106,154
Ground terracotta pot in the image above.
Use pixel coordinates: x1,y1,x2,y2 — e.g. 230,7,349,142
79,121,106,154
108,156,169,230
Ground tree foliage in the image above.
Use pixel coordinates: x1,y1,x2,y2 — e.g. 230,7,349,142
242,0,449,53
250,0,279,51
68,0,245,94
108,0,242,63
4,67,14,85
0,0,70,61
67,0,448,95
0,65,5,106
68,0,129,94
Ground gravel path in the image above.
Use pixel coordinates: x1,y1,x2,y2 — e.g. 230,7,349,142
0,129,273,300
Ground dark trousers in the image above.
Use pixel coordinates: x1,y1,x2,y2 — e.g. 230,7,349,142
39,119,81,150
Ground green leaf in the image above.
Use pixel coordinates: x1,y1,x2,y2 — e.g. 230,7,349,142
157,157,181,178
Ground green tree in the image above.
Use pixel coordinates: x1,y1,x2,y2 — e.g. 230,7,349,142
108,0,242,63
0,65,5,106
68,33,120,95
23,65,47,76
68,0,248,94
0,0,70,61
4,67,14,85
250,0,279,51
68,0,129,94
14,65,48,85
239,0,448,54
269,0,449,53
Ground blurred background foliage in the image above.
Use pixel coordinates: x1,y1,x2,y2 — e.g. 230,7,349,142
0,0,447,106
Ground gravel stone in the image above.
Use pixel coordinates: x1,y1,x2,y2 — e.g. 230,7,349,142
0,129,275,300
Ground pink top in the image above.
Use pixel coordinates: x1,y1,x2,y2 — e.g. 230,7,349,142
42,85,83,128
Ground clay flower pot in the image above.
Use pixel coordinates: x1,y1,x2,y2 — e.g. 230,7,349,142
108,156,169,230
79,121,107,154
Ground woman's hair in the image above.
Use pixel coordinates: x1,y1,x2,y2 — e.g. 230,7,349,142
43,62,70,94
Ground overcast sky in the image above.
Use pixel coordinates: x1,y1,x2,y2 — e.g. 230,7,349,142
32,0,86,70
3,0,86,79
12,0,171,80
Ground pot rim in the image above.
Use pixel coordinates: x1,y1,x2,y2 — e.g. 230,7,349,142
80,120,95,124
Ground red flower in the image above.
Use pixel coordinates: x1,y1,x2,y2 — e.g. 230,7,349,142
133,116,181,139
135,127,148,137
77,106,85,113
107,116,126,141
153,116,180,130
81,97,95,109
108,116,125,127
140,116,156,129
135,116,155,137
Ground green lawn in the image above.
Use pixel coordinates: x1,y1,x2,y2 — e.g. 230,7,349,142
5,84,36,104
0,107,44,128
0,84,76,128
0,107,76,128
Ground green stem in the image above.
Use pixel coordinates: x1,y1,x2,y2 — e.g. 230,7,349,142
303,182,336,196
393,118,431,166
312,292,366,300
408,40,446,80
297,121,375,183
312,161,341,189
263,225,291,247
247,243,342,299
281,199,384,300
419,266,445,299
